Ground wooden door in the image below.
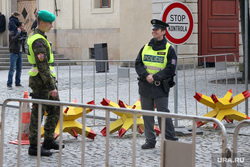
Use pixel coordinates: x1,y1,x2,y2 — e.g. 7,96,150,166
18,1,36,35
198,0,239,63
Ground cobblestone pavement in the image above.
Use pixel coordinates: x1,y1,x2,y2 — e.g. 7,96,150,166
1,65,250,167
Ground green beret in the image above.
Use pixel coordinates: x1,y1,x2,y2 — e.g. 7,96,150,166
38,10,56,22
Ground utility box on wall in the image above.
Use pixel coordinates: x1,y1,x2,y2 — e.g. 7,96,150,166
94,43,109,72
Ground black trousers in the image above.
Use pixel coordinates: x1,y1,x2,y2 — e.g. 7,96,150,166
140,95,176,144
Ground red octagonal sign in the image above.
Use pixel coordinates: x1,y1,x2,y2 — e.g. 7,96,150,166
161,2,194,45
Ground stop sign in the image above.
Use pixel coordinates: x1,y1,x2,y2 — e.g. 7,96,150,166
161,2,194,45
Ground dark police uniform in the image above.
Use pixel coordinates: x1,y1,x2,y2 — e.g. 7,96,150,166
27,10,61,156
135,19,178,149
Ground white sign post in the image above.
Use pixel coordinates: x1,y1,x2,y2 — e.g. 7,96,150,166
160,2,194,127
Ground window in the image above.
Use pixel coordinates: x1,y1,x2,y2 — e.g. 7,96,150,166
89,48,95,59
94,0,111,8
91,0,113,14
101,0,110,8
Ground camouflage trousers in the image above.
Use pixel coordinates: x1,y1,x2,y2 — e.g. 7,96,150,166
29,88,60,145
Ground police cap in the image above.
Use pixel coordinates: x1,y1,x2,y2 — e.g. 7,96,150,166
38,10,56,22
151,19,169,30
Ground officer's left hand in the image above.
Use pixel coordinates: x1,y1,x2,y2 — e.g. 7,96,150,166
146,74,154,84
50,89,58,98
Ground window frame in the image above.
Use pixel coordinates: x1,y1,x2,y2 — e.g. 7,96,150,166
91,0,114,14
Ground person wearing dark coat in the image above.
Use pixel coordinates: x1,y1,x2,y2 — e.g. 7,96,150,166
135,19,178,149
7,22,27,90
0,12,6,32
31,19,37,30
31,10,38,30
8,11,20,33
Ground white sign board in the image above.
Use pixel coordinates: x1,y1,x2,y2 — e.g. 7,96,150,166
161,2,194,45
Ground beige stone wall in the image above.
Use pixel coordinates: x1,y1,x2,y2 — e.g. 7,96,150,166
0,0,245,64
53,28,120,61
34,0,120,60
43,0,120,30
120,0,152,61
36,0,152,61
1,0,152,61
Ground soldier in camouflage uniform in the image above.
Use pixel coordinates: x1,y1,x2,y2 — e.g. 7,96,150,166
27,10,64,156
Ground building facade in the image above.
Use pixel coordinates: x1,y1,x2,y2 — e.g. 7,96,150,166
0,0,244,66
0,0,152,62
153,0,242,65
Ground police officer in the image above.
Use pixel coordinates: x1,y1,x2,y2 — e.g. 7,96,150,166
27,10,63,156
135,19,178,149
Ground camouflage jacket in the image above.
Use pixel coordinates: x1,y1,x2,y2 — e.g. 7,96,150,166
28,29,56,91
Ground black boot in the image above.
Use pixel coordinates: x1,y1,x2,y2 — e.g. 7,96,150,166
42,139,65,150
166,137,179,141
141,142,156,149
28,145,52,156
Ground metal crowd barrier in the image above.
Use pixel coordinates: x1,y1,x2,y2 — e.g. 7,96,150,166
54,60,136,126
53,53,240,127
177,53,238,116
54,60,135,104
0,98,230,167
54,54,238,108
232,120,250,167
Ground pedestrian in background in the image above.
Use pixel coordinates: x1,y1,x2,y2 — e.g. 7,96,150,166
19,22,28,53
31,10,38,30
135,19,178,149
0,12,6,33
8,11,20,33
7,21,27,90
27,10,64,156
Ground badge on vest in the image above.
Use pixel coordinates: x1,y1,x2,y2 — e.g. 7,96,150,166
157,52,166,55
37,53,44,61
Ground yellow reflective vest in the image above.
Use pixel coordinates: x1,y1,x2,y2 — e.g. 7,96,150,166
27,33,55,77
142,43,171,74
